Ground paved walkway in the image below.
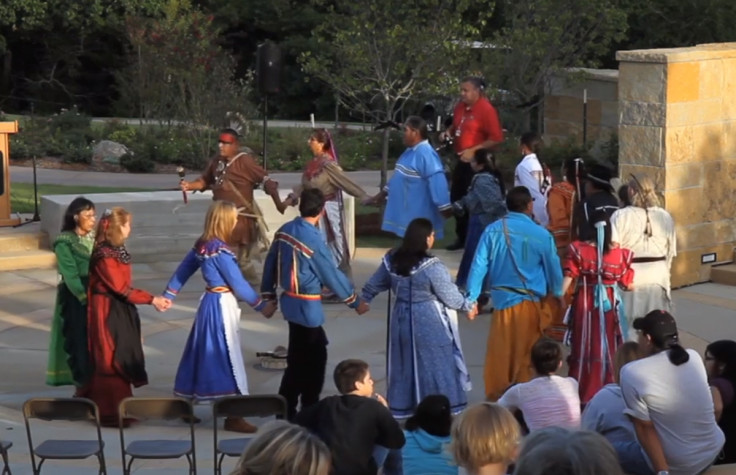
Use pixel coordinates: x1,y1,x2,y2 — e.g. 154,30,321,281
9,166,385,194
0,238,735,473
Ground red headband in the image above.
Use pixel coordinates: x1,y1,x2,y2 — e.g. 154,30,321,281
219,133,238,144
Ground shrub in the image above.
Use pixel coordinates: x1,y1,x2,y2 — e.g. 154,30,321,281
120,152,155,173
60,140,92,164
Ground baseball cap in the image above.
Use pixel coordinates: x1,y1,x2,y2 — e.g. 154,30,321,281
632,310,678,343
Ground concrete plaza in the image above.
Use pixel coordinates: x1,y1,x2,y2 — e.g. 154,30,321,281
2,167,736,473
1,244,735,473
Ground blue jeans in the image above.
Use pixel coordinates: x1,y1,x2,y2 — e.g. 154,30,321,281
611,441,654,475
373,446,403,475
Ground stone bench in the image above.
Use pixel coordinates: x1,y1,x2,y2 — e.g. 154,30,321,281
41,191,355,263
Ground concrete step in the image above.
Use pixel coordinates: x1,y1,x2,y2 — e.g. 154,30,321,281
0,249,56,271
711,263,736,287
0,232,49,253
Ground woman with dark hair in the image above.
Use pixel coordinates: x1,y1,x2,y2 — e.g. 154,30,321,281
402,394,457,475
80,207,170,427
361,218,474,417
453,148,506,307
561,211,634,403
619,310,724,475
706,340,736,464
287,128,368,287
515,132,549,226
46,197,96,389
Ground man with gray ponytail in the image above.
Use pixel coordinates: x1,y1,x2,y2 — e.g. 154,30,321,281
619,310,723,475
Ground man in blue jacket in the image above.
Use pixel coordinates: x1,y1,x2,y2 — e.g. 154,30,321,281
261,188,369,419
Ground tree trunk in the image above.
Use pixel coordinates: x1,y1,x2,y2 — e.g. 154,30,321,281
380,127,390,189
0,49,12,101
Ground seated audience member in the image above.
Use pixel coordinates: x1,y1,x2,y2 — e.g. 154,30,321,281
402,394,458,475
229,420,330,475
497,338,580,432
513,427,623,475
296,359,405,475
620,310,724,475
450,402,521,475
582,342,649,473
706,340,736,465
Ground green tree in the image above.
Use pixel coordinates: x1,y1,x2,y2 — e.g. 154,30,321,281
481,0,627,132
621,0,736,51
116,0,254,158
300,0,492,188
0,0,165,112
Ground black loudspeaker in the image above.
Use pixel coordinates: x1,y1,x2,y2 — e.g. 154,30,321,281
257,41,282,95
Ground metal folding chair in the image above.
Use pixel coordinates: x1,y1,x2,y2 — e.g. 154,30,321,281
118,397,196,474
23,398,106,475
0,440,11,475
212,395,287,475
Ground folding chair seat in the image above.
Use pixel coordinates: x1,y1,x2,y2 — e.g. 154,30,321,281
23,398,106,475
0,440,11,475
118,397,196,475
212,395,287,475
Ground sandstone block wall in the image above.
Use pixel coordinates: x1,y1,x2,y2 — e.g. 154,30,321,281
617,43,736,287
543,68,619,151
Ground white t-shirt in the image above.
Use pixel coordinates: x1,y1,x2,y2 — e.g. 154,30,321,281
497,375,581,432
620,349,724,475
514,153,548,226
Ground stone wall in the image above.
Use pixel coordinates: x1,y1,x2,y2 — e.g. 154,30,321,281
543,68,619,151
41,190,355,264
617,43,736,288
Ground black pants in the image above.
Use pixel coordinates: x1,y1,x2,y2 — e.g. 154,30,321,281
450,161,474,244
279,322,328,420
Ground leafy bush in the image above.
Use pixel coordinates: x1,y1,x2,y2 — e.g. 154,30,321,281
120,153,155,173
60,140,92,164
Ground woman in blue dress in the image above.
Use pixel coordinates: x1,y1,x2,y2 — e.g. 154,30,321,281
453,148,506,309
361,218,475,418
162,201,277,433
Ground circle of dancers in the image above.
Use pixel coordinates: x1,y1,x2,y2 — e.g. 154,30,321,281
42,82,730,475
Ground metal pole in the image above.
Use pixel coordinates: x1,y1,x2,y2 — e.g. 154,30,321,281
262,96,268,171
582,89,588,149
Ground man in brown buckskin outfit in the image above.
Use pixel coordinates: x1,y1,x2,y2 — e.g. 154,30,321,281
181,128,285,285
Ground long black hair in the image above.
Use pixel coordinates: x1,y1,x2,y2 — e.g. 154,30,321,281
473,148,506,195
391,218,433,276
405,394,452,437
61,197,95,232
707,340,736,384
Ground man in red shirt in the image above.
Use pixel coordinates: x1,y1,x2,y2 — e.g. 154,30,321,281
441,77,504,250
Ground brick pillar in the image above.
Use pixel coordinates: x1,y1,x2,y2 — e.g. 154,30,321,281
617,43,736,288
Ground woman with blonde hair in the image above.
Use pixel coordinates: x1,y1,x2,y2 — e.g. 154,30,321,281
450,402,521,475
81,207,169,427
610,175,676,341
230,420,331,475
162,201,277,433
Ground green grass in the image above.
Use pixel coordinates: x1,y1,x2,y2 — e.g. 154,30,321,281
10,183,148,214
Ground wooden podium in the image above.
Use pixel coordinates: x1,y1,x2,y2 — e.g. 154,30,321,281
0,121,20,227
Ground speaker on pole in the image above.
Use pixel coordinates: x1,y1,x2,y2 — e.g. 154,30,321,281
257,41,282,95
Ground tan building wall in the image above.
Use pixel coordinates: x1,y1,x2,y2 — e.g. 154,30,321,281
543,68,619,151
617,43,736,288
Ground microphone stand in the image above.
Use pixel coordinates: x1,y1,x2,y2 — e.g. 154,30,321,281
14,154,41,227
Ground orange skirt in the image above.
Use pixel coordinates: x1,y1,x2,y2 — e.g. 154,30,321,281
484,296,562,401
